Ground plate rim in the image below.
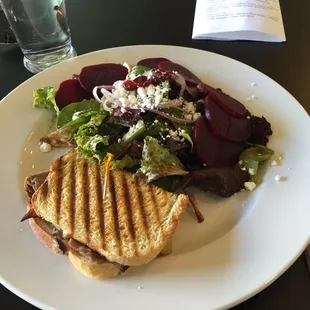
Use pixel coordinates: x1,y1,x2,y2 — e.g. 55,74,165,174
1,44,309,310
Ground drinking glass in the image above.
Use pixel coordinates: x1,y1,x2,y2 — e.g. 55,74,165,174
0,0,76,73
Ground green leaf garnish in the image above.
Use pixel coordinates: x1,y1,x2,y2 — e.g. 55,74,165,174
239,145,274,182
137,136,188,183
33,86,59,114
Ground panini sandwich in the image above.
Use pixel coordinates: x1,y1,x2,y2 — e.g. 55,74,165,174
22,149,188,279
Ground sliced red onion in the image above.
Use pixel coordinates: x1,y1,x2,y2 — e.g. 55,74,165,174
113,80,125,88
158,99,184,109
92,86,104,104
102,99,113,113
171,72,186,96
144,108,195,124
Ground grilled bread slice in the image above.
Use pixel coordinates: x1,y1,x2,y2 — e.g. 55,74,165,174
31,149,188,266
24,170,175,279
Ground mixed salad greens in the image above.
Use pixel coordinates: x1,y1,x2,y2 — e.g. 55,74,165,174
33,57,274,204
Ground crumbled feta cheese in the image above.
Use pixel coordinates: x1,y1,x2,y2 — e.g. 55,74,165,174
244,182,256,191
169,129,178,138
239,160,243,165
141,108,145,113
271,160,278,166
121,107,127,113
241,167,247,171
184,114,193,120
128,94,137,105
248,168,255,176
154,119,158,123
180,138,185,143
137,286,142,290
117,138,122,143
193,113,201,121
147,84,156,96
119,97,130,107
154,93,163,105
184,102,195,114
39,142,51,153
113,87,127,98
251,95,256,100
144,98,152,108
246,116,251,119
275,175,284,182
164,122,168,126
137,87,147,98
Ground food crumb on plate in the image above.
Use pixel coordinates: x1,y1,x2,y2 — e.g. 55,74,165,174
251,82,257,87
275,175,285,182
244,182,256,191
271,160,278,166
248,168,255,176
137,286,142,290
39,142,51,153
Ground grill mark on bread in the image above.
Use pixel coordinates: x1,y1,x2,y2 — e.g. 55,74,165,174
109,172,121,254
135,177,149,241
82,160,90,243
55,157,63,225
70,157,76,235
149,188,163,237
95,164,105,249
41,180,48,199
121,173,136,241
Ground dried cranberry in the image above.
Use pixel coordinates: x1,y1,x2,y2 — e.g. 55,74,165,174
123,80,137,91
133,76,147,87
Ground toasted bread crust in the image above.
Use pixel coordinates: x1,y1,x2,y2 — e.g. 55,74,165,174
68,250,121,279
27,203,65,255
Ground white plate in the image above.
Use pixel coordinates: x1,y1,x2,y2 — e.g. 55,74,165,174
0,45,309,310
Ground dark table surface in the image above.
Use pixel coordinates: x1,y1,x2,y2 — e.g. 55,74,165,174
0,0,309,309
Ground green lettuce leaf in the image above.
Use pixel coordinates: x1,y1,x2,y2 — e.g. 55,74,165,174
239,144,274,182
137,136,189,183
122,120,146,143
75,134,109,161
127,65,150,79
75,114,106,137
151,176,184,192
33,86,59,114
111,155,140,170
57,99,102,129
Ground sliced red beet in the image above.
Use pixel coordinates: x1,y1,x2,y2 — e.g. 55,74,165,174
78,63,128,92
158,61,202,87
204,96,251,142
55,79,92,110
193,116,245,167
137,57,171,69
208,90,247,118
